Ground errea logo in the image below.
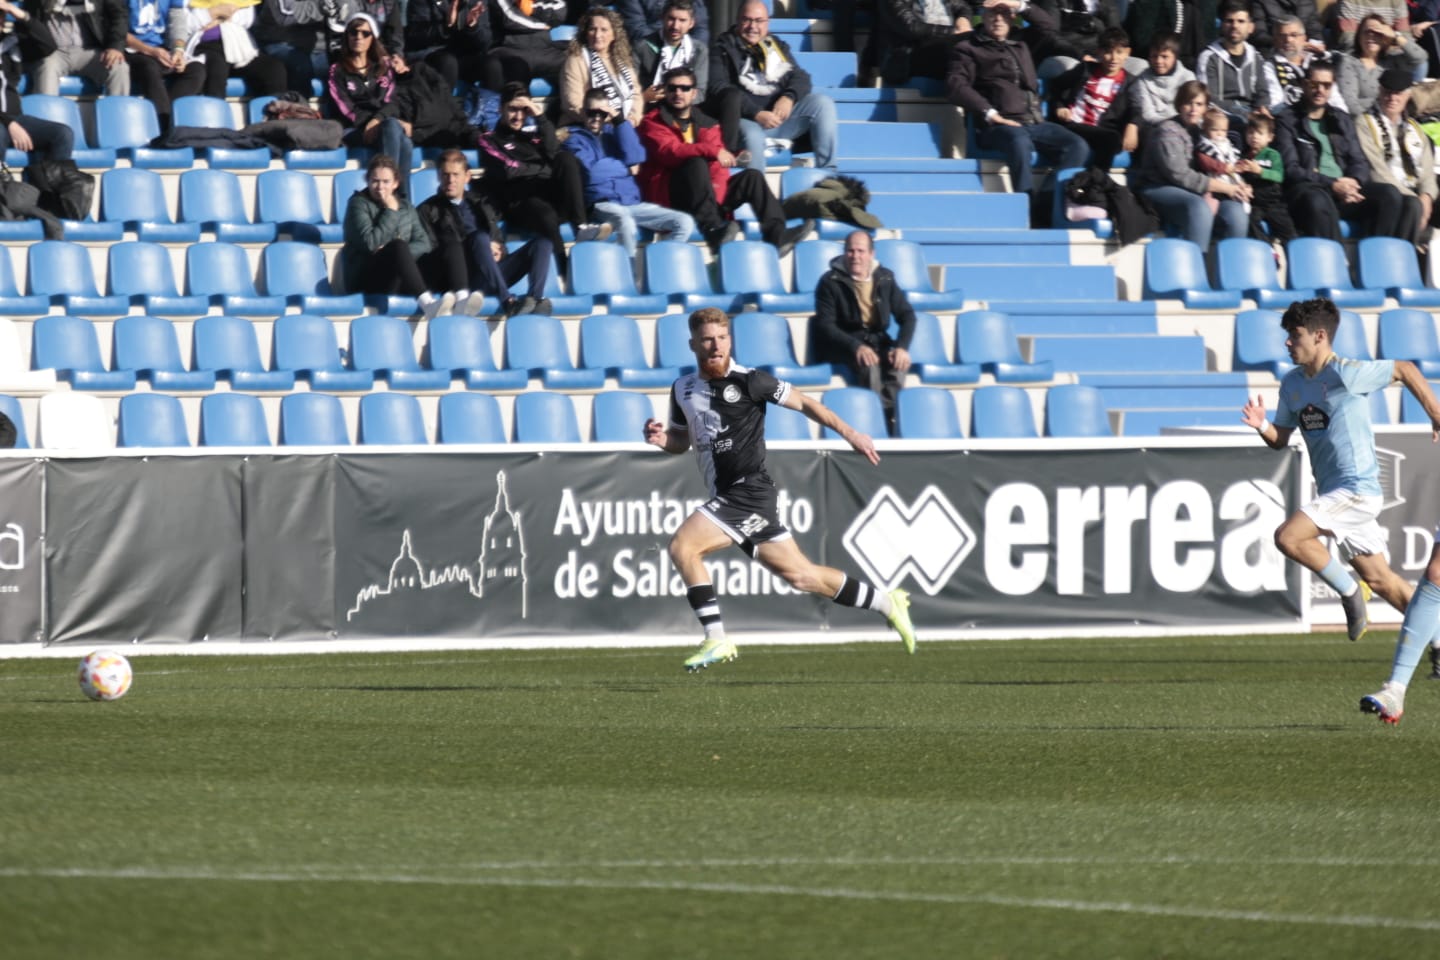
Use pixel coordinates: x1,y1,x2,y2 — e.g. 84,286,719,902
842,485,974,595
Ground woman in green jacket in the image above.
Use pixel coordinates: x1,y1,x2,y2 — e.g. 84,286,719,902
342,153,444,316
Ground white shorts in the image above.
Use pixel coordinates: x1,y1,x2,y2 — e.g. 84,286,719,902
1300,490,1387,562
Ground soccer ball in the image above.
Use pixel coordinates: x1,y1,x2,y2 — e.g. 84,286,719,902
77,650,133,702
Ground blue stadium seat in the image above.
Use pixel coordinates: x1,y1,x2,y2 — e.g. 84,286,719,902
792,239,842,296
1371,388,1391,424
655,313,699,375
31,315,136,389
279,392,351,445
20,94,115,168
1286,237,1386,307
1029,334,1206,373
904,311,981,384
1402,381,1440,423
358,392,428,444
331,168,366,224
272,314,375,390
720,241,812,312
112,315,216,390
262,241,364,315
186,241,288,316
732,311,832,385
507,245,591,316
437,392,508,443
579,314,682,388
28,241,129,314
1142,238,1244,308
970,385,1039,438
873,239,966,312
179,169,278,243
1045,384,1113,437
0,394,29,447
107,241,210,315
426,314,528,390
895,385,963,439
0,247,46,314
1358,237,1440,307
591,390,654,442
170,96,272,169
95,96,194,168
99,167,199,242
794,50,857,87
1215,237,1316,308
117,393,190,447
955,310,1054,381
348,314,452,391
1336,309,1373,360
193,315,296,391
1378,308,1440,377
200,393,272,446
821,387,888,438
513,391,582,443
408,167,439,205
257,170,345,244
766,402,813,440
641,241,741,311
504,313,607,389
569,241,667,314
1232,308,1291,377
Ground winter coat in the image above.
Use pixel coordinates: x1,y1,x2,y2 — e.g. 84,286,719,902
1129,62,1197,126
23,0,127,52
394,60,477,146
340,188,432,292
489,0,566,44
872,0,970,84
1129,116,1210,194
633,31,710,91
709,28,812,115
561,119,646,206
810,257,917,363
416,188,505,247
636,103,729,207
1047,60,1135,133
326,59,399,130
1250,0,1324,52
945,5,1055,125
780,175,883,228
404,0,489,59
1033,0,1122,61
1275,105,1371,187
478,115,563,184
1123,0,1218,68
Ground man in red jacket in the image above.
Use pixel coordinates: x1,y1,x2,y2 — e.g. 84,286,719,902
637,65,811,253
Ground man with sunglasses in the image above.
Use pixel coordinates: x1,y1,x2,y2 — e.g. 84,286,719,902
638,65,812,254
561,87,697,256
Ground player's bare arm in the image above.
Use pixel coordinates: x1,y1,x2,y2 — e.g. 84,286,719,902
643,417,690,454
786,391,880,465
1391,360,1440,441
1241,394,1292,449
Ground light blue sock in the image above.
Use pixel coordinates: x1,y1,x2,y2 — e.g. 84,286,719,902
1317,558,1358,597
1390,579,1440,687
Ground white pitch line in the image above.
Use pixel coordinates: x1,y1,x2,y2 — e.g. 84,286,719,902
1,866,1436,932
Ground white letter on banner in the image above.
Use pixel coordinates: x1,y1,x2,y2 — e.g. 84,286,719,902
1218,481,1288,590
1149,481,1215,592
1103,485,1148,594
985,483,1048,595
1055,486,1101,595
0,523,21,570
1405,526,1436,570
553,489,582,538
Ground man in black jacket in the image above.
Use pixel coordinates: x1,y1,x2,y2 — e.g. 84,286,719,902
870,0,972,85
24,0,129,95
810,230,916,436
0,2,74,160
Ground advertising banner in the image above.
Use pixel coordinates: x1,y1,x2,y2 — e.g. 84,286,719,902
0,457,43,644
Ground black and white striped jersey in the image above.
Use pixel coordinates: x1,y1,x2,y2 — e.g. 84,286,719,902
667,363,793,496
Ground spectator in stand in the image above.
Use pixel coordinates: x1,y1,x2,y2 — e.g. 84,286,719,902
947,0,1089,225
1195,107,1248,214
1032,0,1129,77
1130,80,1251,246
485,0,567,90
1356,68,1436,246
1249,0,1323,54
636,0,708,104
869,0,971,86
329,13,413,185
404,0,490,92
562,87,696,256
328,0,402,61
620,0,709,46
1411,0,1440,79
710,1,837,171
124,0,197,131
252,0,327,93
1129,32,1195,130
0,0,74,159
1123,0,1217,69
1275,61,1409,241
1338,14,1427,115
1266,14,1344,111
1335,0,1409,54
24,0,129,95
341,154,446,318
638,65,812,253
1239,111,1296,244
560,6,642,127
1194,0,1275,134
417,148,555,320
810,230,917,437
1046,26,1137,171
172,0,287,101
477,82,613,275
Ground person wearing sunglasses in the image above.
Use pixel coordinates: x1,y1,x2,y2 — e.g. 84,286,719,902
559,6,643,127
328,12,414,186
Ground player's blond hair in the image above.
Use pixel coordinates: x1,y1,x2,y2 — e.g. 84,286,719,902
688,307,731,335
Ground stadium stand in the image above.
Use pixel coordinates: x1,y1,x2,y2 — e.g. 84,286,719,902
591,390,656,442
821,386,888,439
1215,238,1317,309
117,393,191,447
112,315,217,390
1378,309,1440,377
358,392,429,444
895,385,964,439
280,392,351,446
1286,237,1386,308
578,314,683,388
199,393,272,446
437,392,508,444
970,385,1039,439
513,391,582,443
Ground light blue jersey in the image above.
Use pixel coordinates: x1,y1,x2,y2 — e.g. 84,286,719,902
1274,354,1394,496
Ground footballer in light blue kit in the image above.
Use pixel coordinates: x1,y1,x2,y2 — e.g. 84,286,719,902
1241,299,1440,662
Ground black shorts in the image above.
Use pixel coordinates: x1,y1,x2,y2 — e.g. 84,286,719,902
696,474,792,553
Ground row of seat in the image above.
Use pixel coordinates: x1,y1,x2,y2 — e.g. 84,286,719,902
1235,307,1440,378
16,308,1049,394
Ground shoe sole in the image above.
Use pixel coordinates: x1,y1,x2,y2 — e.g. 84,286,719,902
1359,695,1402,725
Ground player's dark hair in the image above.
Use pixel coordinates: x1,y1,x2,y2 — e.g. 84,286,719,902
1281,298,1341,341
689,307,731,334
1096,27,1131,52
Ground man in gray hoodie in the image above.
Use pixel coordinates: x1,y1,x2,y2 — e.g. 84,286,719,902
1194,0,1276,132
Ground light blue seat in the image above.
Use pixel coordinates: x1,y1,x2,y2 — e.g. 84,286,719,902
95,95,194,168
874,239,966,312
655,313,699,375
279,392,351,445
349,314,452,391
199,393,272,446
733,311,832,385
955,310,1054,381
642,241,742,311
970,385,1038,438
504,313,607,389
193,315,296,391
262,241,364,315
331,168,366,224
1142,238,1244,308
1044,384,1113,437
507,244,591,316
28,240,129,314
179,169,277,243
1286,237,1386,308
108,241,210,315
721,241,812,313
766,402,813,439
0,394,29,447
904,311,981,384
272,313,375,390
358,392,428,444
1358,236,1440,307
32,315,136,390
569,241,667,314
895,385,963,439
113,315,216,390
1378,308,1440,377
579,314,681,388
591,390,654,442
171,96,272,169
512,391,582,443
437,392,507,443
187,241,288,316
821,387,888,438
1215,237,1316,308
0,246,47,314
105,167,198,240
258,170,345,244
1232,308,1292,377
1402,381,1440,423
408,167,439,205
426,314,528,390
794,50,857,87
20,93,115,168
793,239,842,297
1336,309,1373,360
117,393,190,447
1028,334,1206,373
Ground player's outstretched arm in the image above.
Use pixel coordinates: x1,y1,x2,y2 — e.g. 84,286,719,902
789,391,880,465
1241,394,1291,449
643,417,690,454
1392,360,1440,441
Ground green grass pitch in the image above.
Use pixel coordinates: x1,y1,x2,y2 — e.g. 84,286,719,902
2,633,1436,959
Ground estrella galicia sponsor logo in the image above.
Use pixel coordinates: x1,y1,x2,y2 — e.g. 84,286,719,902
842,485,974,595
